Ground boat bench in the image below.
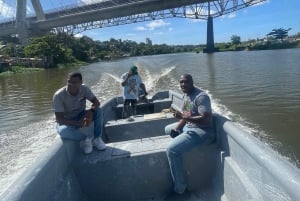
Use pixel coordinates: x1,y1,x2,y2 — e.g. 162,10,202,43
113,98,172,118
104,112,177,142
73,135,218,201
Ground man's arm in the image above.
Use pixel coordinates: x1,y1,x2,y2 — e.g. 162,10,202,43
139,83,148,95
82,96,100,126
171,108,212,127
90,96,100,111
121,72,131,86
182,112,212,126
55,112,83,127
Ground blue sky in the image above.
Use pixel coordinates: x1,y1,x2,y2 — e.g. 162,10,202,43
0,0,299,45
81,0,299,45
82,0,300,44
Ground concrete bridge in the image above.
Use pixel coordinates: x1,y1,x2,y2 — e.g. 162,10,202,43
0,0,265,53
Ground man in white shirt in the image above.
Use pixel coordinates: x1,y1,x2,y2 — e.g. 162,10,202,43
120,65,147,118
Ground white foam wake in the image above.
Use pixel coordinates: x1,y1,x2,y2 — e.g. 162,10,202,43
103,65,176,96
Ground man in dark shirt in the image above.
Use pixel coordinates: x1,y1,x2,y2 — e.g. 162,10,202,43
165,74,215,199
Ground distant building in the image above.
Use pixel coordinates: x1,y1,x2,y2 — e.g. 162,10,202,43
146,38,152,45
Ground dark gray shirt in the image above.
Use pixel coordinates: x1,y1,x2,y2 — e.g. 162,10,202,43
182,87,212,128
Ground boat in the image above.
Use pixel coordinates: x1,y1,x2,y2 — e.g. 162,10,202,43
1,90,300,201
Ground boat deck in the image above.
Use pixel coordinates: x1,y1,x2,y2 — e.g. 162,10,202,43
73,134,222,201
3,91,300,201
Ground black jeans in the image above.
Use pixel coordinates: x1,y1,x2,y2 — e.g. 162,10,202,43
122,99,137,118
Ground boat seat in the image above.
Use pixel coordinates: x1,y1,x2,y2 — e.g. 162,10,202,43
114,98,172,118
114,102,154,117
104,112,177,142
73,135,218,201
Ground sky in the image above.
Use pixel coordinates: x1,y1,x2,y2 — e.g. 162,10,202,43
0,0,300,45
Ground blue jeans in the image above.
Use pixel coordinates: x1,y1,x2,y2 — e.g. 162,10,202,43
165,122,214,194
56,108,103,141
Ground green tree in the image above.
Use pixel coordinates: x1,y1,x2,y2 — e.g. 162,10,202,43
24,34,75,65
267,28,291,41
0,44,15,57
231,35,241,45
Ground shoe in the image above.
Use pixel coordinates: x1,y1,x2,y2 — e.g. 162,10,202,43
93,137,106,151
127,117,134,122
82,138,93,154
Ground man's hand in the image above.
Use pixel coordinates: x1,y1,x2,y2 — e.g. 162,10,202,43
169,107,184,119
121,72,132,86
169,107,177,113
81,110,93,127
170,129,180,138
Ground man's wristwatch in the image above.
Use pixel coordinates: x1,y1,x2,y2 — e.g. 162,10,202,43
90,108,95,112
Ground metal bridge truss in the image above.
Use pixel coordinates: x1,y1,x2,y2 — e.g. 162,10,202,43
52,0,265,35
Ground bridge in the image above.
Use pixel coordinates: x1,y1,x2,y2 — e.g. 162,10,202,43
0,0,265,53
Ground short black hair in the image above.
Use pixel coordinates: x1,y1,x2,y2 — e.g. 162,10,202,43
181,74,193,83
68,72,82,81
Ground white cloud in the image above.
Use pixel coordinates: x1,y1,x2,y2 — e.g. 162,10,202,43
227,12,236,19
146,19,170,30
75,33,83,38
136,26,146,31
134,19,171,33
0,0,15,18
86,31,98,36
250,0,270,6
220,12,237,20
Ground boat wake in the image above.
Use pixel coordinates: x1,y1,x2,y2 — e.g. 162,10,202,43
208,90,299,167
104,73,122,83
103,65,177,96
0,116,56,196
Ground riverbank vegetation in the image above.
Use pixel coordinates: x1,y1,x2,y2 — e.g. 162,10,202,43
216,28,300,51
0,65,43,76
0,28,299,74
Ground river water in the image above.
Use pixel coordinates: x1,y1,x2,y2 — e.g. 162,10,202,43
0,49,300,195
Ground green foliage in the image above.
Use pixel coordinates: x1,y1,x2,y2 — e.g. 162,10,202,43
248,41,298,50
1,66,43,74
0,45,14,56
1,27,299,70
231,35,241,45
23,34,76,65
267,28,291,41
0,35,19,44
215,42,232,51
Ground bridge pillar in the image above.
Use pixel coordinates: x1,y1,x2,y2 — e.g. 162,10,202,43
16,0,29,45
31,0,45,21
205,16,215,53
